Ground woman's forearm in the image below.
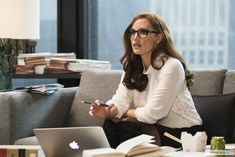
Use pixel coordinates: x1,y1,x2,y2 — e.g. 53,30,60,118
124,109,136,118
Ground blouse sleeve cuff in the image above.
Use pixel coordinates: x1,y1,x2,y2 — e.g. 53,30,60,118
135,107,142,121
115,104,127,118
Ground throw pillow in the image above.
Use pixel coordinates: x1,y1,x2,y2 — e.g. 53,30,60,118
192,93,235,144
67,69,122,127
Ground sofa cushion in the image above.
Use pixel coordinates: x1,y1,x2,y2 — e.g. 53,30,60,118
14,136,39,145
192,93,235,144
3,87,77,144
190,69,227,95
67,69,122,127
223,70,235,94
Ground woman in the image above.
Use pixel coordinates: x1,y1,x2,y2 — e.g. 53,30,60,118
89,12,203,148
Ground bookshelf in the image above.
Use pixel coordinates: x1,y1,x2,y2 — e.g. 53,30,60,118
12,72,81,87
12,73,81,79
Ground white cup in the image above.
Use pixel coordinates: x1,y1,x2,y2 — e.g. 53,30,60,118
34,64,46,74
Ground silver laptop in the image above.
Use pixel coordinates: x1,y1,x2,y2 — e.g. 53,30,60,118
34,126,110,157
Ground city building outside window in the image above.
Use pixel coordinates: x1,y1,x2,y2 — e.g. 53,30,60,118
36,0,57,53
87,0,235,70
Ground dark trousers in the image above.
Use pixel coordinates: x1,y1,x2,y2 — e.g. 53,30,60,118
103,119,143,148
103,119,204,148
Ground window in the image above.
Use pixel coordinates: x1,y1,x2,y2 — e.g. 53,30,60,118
189,32,196,46
218,50,224,65
189,50,195,64
12,0,57,88
218,32,224,45
208,32,215,46
36,0,57,52
87,0,235,70
199,50,205,64
199,32,205,46
208,50,215,64
181,33,187,46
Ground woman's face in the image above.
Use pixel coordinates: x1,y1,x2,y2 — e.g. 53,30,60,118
130,18,159,57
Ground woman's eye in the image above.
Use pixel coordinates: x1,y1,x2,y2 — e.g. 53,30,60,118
129,29,136,35
139,30,148,35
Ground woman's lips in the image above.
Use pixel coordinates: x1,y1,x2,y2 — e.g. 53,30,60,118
132,43,141,48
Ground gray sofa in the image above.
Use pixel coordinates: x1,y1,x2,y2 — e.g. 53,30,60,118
0,69,235,145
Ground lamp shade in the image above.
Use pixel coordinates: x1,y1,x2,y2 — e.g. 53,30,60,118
0,0,40,39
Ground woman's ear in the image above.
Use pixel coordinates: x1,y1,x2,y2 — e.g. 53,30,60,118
156,33,163,44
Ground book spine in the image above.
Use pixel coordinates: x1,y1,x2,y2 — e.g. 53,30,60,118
0,148,7,157
18,149,25,157
7,149,18,157
26,149,40,157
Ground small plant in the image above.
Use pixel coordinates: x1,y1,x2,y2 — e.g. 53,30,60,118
0,38,15,90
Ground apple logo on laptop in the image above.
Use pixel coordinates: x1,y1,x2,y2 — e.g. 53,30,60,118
69,141,80,149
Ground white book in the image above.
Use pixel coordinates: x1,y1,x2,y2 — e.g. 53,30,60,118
67,59,112,72
17,52,76,65
82,134,176,157
18,52,76,58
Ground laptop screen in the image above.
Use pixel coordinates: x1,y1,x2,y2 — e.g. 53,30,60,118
34,126,110,157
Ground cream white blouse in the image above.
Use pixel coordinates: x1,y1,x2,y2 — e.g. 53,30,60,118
106,56,202,128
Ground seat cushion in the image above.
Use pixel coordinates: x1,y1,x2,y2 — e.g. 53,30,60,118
192,93,235,144
190,69,227,95
14,136,39,145
67,69,122,127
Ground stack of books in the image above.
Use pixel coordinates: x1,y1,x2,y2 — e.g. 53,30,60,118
15,52,112,74
66,59,111,72
15,52,76,74
44,58,77,74
0,145,45,157
17,52,76,66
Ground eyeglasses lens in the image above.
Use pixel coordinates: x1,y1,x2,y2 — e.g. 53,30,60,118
129,29,149,38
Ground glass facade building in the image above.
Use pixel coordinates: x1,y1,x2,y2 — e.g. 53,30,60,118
90,0,235,69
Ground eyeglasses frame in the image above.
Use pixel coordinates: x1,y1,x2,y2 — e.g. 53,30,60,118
128,29,161,39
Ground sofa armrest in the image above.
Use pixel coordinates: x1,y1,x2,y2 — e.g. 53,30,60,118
0,87,77,144
0,94,11,144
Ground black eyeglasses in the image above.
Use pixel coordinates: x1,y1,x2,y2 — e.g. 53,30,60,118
128,29,161,39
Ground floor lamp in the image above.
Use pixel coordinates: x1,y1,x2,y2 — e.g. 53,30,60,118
0,0,40,90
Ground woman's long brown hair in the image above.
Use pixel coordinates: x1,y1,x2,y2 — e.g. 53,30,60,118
120,12,194,92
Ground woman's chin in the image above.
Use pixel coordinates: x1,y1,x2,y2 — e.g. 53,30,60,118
133,50,141,55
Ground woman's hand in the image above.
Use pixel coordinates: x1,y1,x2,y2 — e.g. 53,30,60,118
89,100,115,119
